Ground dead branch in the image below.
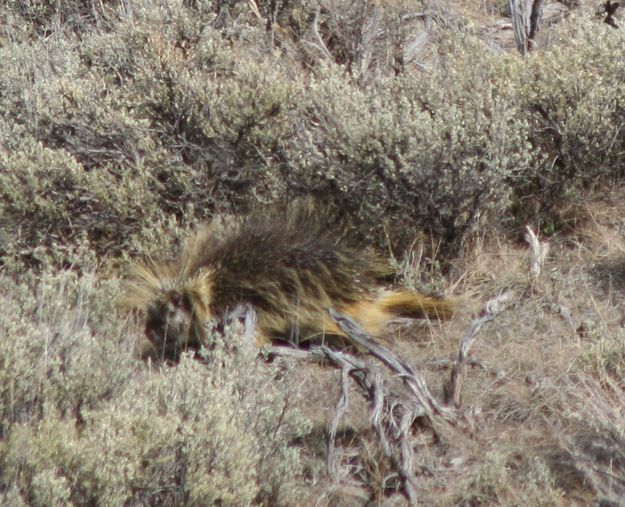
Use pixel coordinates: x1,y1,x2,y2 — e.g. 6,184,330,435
268,301,513,499
307,7,335,63
443,292,513,408
268,342,433,502
525,225,550,281
509,0,544,54
328,307,459,427
327,362,351,481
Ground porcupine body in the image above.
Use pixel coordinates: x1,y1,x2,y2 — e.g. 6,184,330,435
125,204,454,361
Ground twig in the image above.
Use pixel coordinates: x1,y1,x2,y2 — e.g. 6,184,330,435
321,344,421,503
525,225,549,281
327,363,351,481
444,292,513,408
328,308,458,426
309,7,335,63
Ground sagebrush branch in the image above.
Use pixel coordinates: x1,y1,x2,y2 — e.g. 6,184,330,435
328,307,458,425
268,334,438,504
443,292,513,408
268,300,514,500
525,225,550,280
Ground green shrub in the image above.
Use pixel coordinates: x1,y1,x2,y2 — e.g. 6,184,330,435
1,0,119,38
0,137,179,265
0,4,302,265
1,0,625,263
512,18,625,223
279,43,536,250
0,270,131,438
0,271,308,505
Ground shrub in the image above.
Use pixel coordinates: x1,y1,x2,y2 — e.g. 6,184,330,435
512,17,625,224
279,42,536,250
0,3,302,266
0,270,131,438
0,271,309,505
1,0,119,39
1,0,625,262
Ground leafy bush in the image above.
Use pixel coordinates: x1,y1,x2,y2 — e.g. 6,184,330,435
512,17,625,223
279,42,536,250
0,270,131,438
0,271,308,505
1,0,119,38
2,0,625,265
0,4,301,264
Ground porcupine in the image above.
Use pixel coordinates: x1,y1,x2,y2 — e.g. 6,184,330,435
124,203,454,361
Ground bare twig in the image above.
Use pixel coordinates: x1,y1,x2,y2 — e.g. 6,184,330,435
307,7,335,63
525,225,550,281
327,363,351,481
509,0,544,54
328,308,458,426
444,292,513,408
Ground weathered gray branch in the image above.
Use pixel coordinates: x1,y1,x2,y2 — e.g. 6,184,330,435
268,341,431,503
509,0,544,54
268,297,511,498
308,7,335,63
328,307,459,426
327,362,351,481
443,293,512,407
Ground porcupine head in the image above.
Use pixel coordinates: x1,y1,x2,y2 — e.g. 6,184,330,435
124,263,214,360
